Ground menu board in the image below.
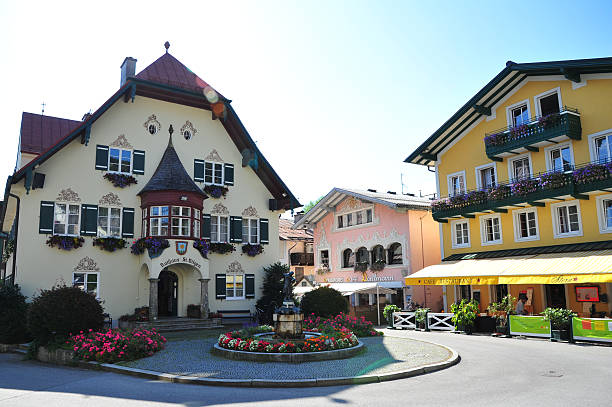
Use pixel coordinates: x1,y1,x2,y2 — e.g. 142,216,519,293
576,286,599,302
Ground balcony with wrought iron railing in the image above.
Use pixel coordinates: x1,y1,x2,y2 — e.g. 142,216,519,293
290,252,314,266
432,160,612,222
484,107,581,161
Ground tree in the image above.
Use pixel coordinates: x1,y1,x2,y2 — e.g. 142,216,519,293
302,196,324,213
0,283,30,344
256,262,291,323
300,287,348,317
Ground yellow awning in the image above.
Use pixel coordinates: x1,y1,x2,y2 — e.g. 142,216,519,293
405,250,612,285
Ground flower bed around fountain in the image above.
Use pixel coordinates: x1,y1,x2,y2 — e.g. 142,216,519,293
212,324,363,362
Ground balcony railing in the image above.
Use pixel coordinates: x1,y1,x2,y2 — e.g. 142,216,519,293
432,160,612,221
484,107,581,160
290,252,314,266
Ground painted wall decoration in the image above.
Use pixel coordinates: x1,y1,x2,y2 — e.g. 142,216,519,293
227,261,244,274
180,120,197,140
109,134,133,149
211,203,229,215
56,188,81,202
242,206,259,218
143,114,161,135
205,149,223,162
98,192,122,206
74,256,100,272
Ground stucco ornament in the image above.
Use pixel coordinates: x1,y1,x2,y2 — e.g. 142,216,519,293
338,196,370,213
211,203,229,215
98,192,122,206
74,256,100,272
109,134,133,149
143,114,161,134
56,188,81,202
180,120,197,140
241,206,259,218
336,228,408,270
226,261,244,274
205,149,224,162
317,229,330,250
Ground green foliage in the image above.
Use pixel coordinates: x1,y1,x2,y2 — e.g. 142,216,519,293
300,287,348,317
27,284,104,346
487,294,517,327
415,307,430,324
302,196,324,213
451,299,479,330
256,262,290,313
542,307,577,330
0,283,30,344
383,304,401,320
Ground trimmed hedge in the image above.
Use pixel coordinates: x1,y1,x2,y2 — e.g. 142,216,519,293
300,287,348,317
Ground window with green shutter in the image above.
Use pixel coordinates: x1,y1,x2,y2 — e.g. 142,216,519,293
133,150,145,175
194,159,205,182
215,274,227,299
229,216,243,243
259,218,269,244
245,274,255,298
39,201,54,234
224,163,234,186
202,214,211,240
122,208,135,238
95,145,109,170
80,204,98,236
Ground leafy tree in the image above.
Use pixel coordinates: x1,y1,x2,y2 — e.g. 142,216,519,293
256,262,292,323
302,196,324,213
0,283,30,344
301,287,348,317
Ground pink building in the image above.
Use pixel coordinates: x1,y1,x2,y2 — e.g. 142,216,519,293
293,188,444,315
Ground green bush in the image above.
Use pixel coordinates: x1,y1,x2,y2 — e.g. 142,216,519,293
27,284,104,346
415,307,430,324
542,307,576,330
383,304,401,321
451,299,479,331
256,262,290,313
0,283,30,344
300,287,348,317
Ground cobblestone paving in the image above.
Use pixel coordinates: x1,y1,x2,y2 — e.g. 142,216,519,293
122,335,452,380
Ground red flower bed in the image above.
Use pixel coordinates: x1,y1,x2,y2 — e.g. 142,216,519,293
303,313,383,337
66,328,166,363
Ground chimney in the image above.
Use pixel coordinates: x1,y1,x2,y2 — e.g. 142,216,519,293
294,211,305,224
367,189,377,193
387,191,397,195
120,57,137,87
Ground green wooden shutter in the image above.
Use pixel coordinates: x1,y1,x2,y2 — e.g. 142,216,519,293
259,218,269,244
230,216,242,243
245,274,255,298
194,159,205,182
133,150,145,175
202,214,211,240
95,145,109,170
80,204,98,236
122,208,135,238
215,274,226,299
224,163,234,186
39,201,54,234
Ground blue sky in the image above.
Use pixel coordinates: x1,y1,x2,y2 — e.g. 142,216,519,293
1,1,611,209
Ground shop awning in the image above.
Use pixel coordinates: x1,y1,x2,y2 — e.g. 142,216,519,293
324,282,397,296
405,250,612,285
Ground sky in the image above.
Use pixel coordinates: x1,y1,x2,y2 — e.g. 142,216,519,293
1,1,611,212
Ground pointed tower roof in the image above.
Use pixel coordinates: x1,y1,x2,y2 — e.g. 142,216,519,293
138,134,206,197
136,50,226,99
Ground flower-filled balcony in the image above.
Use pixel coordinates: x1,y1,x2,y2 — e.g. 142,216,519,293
432,160,612,222
484,107,581,161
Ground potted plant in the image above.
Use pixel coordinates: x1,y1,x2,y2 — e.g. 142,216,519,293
383,304,401,328
415,307,430,330
487,294,516,336
542,307,576,342
209,242,236,254
370,259,385,272
451,299,479,334
354,261,368,272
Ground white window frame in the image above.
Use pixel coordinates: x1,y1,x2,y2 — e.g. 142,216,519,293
447,170,466,197
107,147,133,174
334,206,376,231
97,206,122,238
544,142,575,172
211,215,230,243
242,218,259,244
53,203,81,236
204,161,224,186
479,213,503,246
73,272,100,299
507,153,533,182
596,193,612,234
587,128,612,163
533,87,563,118
475,163,497,190
550,200,583,239
512,207,540,242
506,99,531,127
149,205,169,236
319,249,330,268
451,219,471,249
226,273,245,300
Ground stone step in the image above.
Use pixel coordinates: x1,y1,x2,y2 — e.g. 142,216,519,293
153,324,224,333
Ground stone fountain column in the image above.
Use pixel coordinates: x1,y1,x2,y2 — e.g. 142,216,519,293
198,278,210,319
148,278,159,320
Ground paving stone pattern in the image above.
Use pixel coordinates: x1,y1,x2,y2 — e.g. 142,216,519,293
122,336,451,380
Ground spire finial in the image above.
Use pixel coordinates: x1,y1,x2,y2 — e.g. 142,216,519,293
168,124,174,147
164,41,170,53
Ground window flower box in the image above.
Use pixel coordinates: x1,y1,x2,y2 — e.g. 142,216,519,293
354,262,368,272
46,235,84,251
103,173,137,188
209,242,236,254
510,178,539,196
92,237,127,252
370,260,385,272
193,239,210,258
487,184,511,201
130,237,170,258
203,185,228,198
316,266,331,275
242,243,264,257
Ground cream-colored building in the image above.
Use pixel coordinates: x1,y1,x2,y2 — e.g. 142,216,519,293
0,45,300,321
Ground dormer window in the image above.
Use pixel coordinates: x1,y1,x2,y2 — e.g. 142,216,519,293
108,148,132,174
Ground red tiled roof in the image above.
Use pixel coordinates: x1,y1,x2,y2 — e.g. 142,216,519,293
136,53,224,98
279,219,313,241
19,112,80,154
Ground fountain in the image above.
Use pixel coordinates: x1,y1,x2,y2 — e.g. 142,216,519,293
273,271,304,339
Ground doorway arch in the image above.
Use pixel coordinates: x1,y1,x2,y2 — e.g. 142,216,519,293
158,269,179,317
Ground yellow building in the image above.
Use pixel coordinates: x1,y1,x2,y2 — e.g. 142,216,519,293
405,57,612,317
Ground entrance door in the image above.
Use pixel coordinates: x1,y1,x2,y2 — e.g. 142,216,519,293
158,269,178,317
546,284,566,309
